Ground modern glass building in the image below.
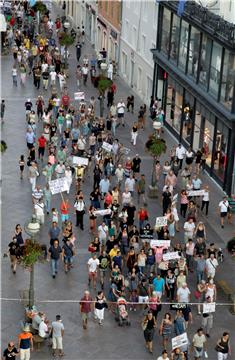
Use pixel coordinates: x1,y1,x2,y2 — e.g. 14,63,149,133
152,0,235,194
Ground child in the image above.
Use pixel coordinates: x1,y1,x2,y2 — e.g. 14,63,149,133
19,155,25,179
129,290,138,312
51,208,59,223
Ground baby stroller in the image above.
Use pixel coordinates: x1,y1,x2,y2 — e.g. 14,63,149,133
115,297,131,326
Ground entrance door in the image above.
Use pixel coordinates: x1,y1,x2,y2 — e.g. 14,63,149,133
130,60,134,87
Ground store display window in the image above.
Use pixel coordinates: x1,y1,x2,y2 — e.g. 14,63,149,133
209,42,222,99
188,26,201,81
170,14,180,63
165,77,183,134
199,34,212,89
178,20,189,73
182,90,194,144
213,121,229,182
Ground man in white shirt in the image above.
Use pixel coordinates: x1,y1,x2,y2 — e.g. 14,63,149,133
122,188,132,206
125,174,135,195
98,222,108,246
218,196,230,228
50,70,57,86
175,143,186,169
117,100,126,126
183,218,195,243
87,254,100,289
115,164,124,186
205,253,218,279
39,319,50,339
34,199,45,225
177,283,191,303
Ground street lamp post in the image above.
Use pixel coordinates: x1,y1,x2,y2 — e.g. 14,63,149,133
24,215,40,309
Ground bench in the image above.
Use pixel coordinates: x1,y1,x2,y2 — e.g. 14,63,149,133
33,335,45,350
217,279,234,300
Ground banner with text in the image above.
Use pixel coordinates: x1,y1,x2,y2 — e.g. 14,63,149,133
49,177,69,195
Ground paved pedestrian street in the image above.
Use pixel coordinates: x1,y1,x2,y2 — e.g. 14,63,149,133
1,1,235,360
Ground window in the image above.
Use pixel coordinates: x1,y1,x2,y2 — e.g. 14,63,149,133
188,26,201,81
170,14,180,63
132,26,137,48
209,42,222,99
142,34,146,56
146,77,153,102
138,67,142,92
153,4,158,28
182,91,194,144
213,120,229,182
161,8,171,56
122,51,127,76
104,1,108,13
203,114,215,168
166,76,183,134
199,34,212,89
220,50,235,111
178,20,189,72
125,19,129,36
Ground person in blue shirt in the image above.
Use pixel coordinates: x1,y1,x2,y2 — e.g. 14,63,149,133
153,274,165,298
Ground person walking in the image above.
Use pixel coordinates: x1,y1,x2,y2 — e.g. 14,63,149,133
74,195,86,230
142,311,157,354
215,332,231,360
131,122,138,146
51,315,65,357
19,155,25,179
8,236,20,274
1,99,5,123
218,196,230,228
80,290,93,329
192,328,207,360
48,240,62,278
175,143,186,170
3,341,19,360
17,325,33,360
87,254,100,289
117,99,126,127
201,296,214,338
159,313,173,350
94,291,108,325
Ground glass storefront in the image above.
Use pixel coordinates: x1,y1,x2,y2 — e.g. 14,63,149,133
213,121,229,182
178,20,189,72
199,34,212,89
182,90,194,144
209,42,222,99
170,14,180,63
166,76,183,134
161,8,171,56
188,26,200,81
220,50,235,111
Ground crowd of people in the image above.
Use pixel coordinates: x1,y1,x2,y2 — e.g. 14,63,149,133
2,1,233,360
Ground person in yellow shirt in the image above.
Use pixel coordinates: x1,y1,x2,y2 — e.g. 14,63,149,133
109,244,119,260
24,36,30,50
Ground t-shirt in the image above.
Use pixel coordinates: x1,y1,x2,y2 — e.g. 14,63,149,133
51,321,64,337
219,200,229,213
49,245,62,260
38,137,46,148
99,255,109,270
8,241,20,256
132,158,141,172
18,332,32,349
39,321,48,338
3,347,19,360
88,258,99,272
153,277,165,292
177,287,190,303
193,333,206,348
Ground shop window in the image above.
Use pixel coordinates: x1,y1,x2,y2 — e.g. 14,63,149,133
193,109,202,151
213,121,229,182
170,14,180,62
188,26,200,81
209,42,222,99
220,50,235,111
182,91,194,144
122,51,127,76
199,34,212,89
161,8,171,56
178,20,189,73
203,116,215,168
166,77,183,134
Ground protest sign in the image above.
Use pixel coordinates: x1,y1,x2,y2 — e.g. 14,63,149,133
173,194,178,202
188,190,205,197
74,92,85,100
150,240,171,248
155,216,167,227
93,209,112,216
73,156,89,166
170,303,187,310
203,302,216,314
102,142,113,152
172,333,188,350
163,252,180,261
49,177,69,195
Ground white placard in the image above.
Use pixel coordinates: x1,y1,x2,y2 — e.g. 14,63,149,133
155,216,167,227
74,91,85,100
49,177,69,195
203,302,216,314
73,156,89,166
150,240,171,248
93,209,112,216
163,251,180,261
102,142,113,152
173,194,178,202
172,332,188,350
188,190,205,197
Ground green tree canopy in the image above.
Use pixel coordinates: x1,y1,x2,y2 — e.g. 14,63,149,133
59,32,75,47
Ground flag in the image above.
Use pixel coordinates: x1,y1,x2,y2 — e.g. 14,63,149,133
177,0,186,16
29,0,36,7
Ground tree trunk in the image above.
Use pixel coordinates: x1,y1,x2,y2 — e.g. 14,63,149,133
28,264,34,309
148,157,158,198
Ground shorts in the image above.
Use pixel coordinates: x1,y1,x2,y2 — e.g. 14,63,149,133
194,347,203,358
89,272,97,280
61,214,69,222
138,296,149,304
118,113,124,118
64,256,73,264
52,336,63,350
27,142,34,149
81,312,89,321
220,212,227,218
182,306,191,321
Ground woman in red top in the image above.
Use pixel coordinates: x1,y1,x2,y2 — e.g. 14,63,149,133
138,207,148,230
60,199,70,223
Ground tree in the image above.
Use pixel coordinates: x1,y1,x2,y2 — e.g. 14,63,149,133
94,75,112,116
58,32,75,69
19,239,45,308
32,1,48,14
145,136,167,197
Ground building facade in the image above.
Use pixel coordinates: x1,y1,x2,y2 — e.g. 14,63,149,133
96,0,122,63
119,0,158,103
152,1,235,194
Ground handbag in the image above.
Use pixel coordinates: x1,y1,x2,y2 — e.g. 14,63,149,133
88,245,96,253
194,290,201,299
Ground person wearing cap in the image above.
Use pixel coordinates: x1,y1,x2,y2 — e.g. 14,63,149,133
18,325,33,360
3,341,19,360
51,315,64,357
